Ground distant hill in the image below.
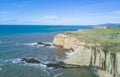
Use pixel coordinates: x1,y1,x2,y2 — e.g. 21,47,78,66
96,23,120,27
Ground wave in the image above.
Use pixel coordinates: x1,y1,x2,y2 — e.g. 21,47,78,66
15,42,44,47
0,58,47,69
22,62,47,68
47,45,56,48
41,42,56,48
0,41,55,48
53,72,63,77
0,58,21,64
91,67,99,77
0,67,2,71
19,42,56,48
54,56,65,62
0,57,63,72
36,44,45,47
11,58,21,64
65,50,73,58
10,58,48,68
20,42,38,46
42,42,52,45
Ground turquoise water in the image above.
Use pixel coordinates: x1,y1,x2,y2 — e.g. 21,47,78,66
0,25,92,36
0,25,98,77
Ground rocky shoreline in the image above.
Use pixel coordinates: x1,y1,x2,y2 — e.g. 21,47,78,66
20,57,92,69
53,29,120,77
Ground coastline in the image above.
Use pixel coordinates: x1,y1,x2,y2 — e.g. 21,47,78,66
53,28,120,77
0,26,97,77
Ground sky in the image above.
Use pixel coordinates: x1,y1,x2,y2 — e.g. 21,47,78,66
0,0,120,25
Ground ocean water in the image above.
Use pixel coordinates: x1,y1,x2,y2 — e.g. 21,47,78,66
0,25,98,77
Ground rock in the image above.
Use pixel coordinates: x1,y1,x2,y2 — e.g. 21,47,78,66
43,43,52,46
37,42,52,46
46,63,83,69
21,58,41,64
20,58,83,69
46,63,65,68
37,42,44,45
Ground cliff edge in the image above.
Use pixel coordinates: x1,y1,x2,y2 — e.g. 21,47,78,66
53,28,120,77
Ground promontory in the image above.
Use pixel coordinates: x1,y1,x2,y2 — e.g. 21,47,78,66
53,28,120,77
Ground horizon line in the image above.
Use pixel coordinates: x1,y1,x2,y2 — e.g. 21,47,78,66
0,23,120,26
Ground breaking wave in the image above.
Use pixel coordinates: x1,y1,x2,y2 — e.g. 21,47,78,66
0,67,2,71
19,42,38,46
11,58,53,69
65,50,73,58
53,72,63,77
22,62,47,68
19,42,55,48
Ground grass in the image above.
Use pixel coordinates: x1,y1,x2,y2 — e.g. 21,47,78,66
65,28,120,53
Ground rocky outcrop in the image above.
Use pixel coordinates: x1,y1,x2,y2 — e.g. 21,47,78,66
34,42,52,46
20,58,86,69
53,34,120,77
21,58,41,63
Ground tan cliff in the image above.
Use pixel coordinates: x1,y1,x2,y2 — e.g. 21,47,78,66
53,34,120,77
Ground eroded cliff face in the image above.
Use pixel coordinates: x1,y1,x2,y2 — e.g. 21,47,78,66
53,34,120,77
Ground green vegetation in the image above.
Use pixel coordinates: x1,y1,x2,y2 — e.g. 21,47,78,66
65,28,120,53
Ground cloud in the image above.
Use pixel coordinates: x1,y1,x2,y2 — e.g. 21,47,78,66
43,15,59,20
111,11,120,14
40,15,81,25
41,15,62,24
78,11,120,25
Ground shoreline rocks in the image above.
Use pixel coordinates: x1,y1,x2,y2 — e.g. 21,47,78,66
20,58,91,69
36,42,52,46
21,58,41,64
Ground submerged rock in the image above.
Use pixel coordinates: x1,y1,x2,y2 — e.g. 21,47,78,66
46,62,85,69
21,58,41,64
20,58,83,69
46,63,66,68
37,42,52,46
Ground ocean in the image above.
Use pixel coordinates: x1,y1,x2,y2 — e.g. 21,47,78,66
0,25,98,77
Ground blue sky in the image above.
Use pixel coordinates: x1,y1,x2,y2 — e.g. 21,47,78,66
0,0,120,25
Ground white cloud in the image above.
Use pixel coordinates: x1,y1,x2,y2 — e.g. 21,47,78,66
72,10,120,25
41,16,82,25
43,16,59,20
111,11,120,14
41,15,63,24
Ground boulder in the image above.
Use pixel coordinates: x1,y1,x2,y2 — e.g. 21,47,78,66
21,58,41,64
37,42,52,46
21,58,82,69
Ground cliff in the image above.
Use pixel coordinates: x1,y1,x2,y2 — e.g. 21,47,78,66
53,28,120,77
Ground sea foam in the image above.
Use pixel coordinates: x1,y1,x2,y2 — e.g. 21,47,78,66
53,72,63,77
0,67,2,71
11,58,21,64
21,42,37,46
20,42,55,48
10,58,47,68
65,50,73,58
22,62,47,69
42,42,56,48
